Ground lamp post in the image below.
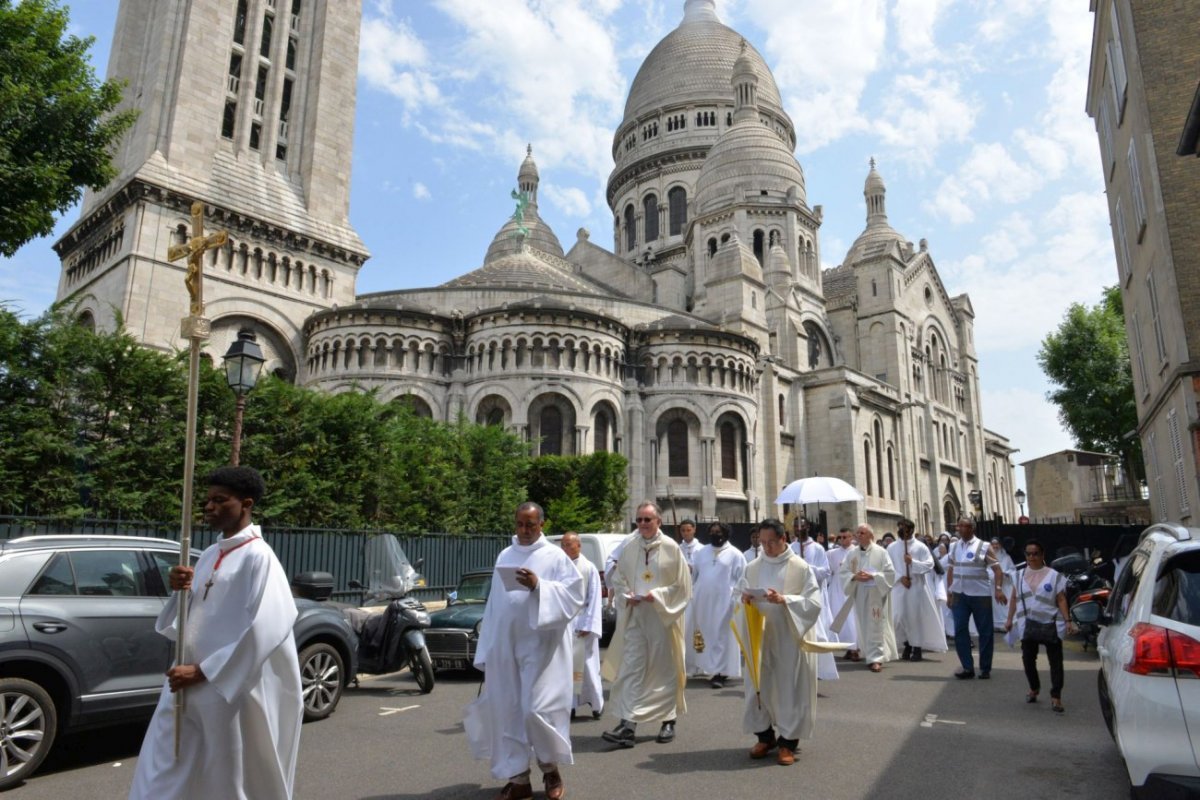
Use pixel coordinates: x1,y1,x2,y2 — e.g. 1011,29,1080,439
222,330,265,466
967,488,983,521
1014,488,1027,520
753,497,760,523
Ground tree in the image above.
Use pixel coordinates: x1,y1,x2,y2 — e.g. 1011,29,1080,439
527,452,629,532
1038,286,1143,481
0,0,137,256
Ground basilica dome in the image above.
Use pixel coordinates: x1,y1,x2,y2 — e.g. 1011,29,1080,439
621,0,788,131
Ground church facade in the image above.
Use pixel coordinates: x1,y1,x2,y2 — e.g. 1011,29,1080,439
55,0,1018,534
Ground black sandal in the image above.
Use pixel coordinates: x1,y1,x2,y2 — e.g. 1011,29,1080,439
1026,692,1038,703
1051,700,1064,713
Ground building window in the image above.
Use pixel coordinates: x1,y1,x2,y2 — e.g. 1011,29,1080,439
1108,2,1128,118
249,121,261,150
624,204,636,252
1148,430,1166,521
874,419,884,495
863,440,873,496
1127,140,1147,241
1132,311,1149,395
778,394,785,429
222,100,237,139
887,446,896,499
1114,197,1131,284
234,0,248,44
1169,409,1190,515
1147,272,1167,362
260,13,274,59
644,194,659,242
594,409,611,453
540,406,563,456
1098,94,1115,179
668,187,687,236
753,229,765,266
720,421,737,480
668,419,688,477
708,238,717,258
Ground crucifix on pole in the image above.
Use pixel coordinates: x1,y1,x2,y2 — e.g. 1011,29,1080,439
165,200,227,759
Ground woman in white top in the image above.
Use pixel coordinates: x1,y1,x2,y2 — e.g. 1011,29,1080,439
1004,539,1075,712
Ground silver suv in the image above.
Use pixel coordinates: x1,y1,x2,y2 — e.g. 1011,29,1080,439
0,535,357,790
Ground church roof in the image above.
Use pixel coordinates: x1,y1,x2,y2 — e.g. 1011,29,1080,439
622,1,786,125
842,160,905,266
442,247,607,295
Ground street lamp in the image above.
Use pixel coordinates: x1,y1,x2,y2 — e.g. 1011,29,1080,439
1014,488,1026,517
753,497,760,523
222,330,265,466
967,488,983,520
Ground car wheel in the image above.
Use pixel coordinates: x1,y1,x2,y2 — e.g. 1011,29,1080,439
0,677,57,790
299,643,344,722
411,647,435,694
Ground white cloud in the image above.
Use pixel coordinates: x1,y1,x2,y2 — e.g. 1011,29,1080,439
892,0,956,64
981,386,1075,469
742,0,887,152
924,142,1044,223
542,184,592,218
875,70,978,163
359,11,440,110
412,182,432,201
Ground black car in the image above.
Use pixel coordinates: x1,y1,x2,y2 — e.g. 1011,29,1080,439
425,570,490,672
0,535,358,790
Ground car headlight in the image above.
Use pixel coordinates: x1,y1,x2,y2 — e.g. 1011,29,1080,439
414,610,430,626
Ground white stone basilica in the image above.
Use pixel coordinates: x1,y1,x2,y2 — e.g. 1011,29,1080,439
55,0,1019,533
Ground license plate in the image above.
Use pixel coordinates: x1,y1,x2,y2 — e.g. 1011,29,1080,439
434,658,466,670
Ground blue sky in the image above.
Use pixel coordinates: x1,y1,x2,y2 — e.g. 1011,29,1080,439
2,0,1118,491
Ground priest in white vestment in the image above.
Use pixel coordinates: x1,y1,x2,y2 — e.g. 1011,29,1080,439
826,529,860,661
743,527,763,563
677,520,701,676
691,522,744,688
839,524,898,672
602,502,691,747
129,467,302,800
886,520,947,661
560,532,603,720
733,519,821,767
464,503,585,800
791,527,839,681
991,537,1017,631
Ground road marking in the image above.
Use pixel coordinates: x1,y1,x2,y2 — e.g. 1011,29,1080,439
379,704,420,716
920,713,966,728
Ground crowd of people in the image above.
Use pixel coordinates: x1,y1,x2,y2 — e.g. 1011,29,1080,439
466,504,1077,799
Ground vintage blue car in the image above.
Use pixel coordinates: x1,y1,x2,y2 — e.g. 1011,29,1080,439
425,570,491,672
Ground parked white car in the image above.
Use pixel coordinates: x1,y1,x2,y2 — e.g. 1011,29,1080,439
1088,523,1200,798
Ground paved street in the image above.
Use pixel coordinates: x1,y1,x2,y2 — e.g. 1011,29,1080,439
15,639,1126,800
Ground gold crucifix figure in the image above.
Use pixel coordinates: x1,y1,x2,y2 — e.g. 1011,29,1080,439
167,201,228,318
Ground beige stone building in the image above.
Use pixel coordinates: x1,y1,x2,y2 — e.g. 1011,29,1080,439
1086,1,1200,526
56,0,1018,532
1021,449,1149,524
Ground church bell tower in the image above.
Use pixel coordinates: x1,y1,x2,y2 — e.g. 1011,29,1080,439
54,0,369,381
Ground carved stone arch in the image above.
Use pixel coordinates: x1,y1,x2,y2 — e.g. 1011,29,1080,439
715,409,749,486
591,399,621,453
654,406,702,479
475,393,513,427
941,480,963,531
527,391,579,456
801,319,833,370
208,313,299,383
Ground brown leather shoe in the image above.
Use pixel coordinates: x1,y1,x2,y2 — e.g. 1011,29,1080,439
749,740,777,759
496,781,534,800
777,746,796,766
543,770,565,800
868,662,883,673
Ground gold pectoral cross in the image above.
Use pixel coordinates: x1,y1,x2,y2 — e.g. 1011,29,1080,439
167,201,228,318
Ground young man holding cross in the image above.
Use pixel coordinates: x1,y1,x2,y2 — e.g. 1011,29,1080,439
129,466,303,800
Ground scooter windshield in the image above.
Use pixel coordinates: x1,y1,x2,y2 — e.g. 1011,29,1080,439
363,534,419,597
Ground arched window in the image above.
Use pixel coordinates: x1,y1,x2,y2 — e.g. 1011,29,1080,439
486,408,504,426
778,394,786,428
595,410,610,453
668,187,687,236
540,406,563,456
874,419,884,496
708,238,717,257
624,204,636,252
668,419,688,477
863,440,873,496
643,194,659,242
720,421,737,479
887,446,896,499
753,229,765,265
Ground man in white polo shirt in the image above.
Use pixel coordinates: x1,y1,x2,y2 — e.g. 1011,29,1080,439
945,517,1007,679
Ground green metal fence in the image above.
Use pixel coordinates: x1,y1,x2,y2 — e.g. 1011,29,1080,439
0,516,510,603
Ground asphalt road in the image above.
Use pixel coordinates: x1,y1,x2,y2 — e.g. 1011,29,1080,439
15,639,1128,800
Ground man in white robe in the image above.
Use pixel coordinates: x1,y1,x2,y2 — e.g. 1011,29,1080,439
129,466,302,800
826,528,860,662
691,522,744,688
839,524,898,672
733,519,821,767
677,519,701,676
743,527,763,562
602,502,691,748
791,524,839,681
560,532,603,720
886,519,947,662
991,537,1017,631
464,503,585,800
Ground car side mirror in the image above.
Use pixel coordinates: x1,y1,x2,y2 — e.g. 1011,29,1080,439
348,579,364,590
1071,600,1102,625
446,590,458,605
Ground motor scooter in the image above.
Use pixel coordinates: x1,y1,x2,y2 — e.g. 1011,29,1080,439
1070,586,1111,652
292,533,435,693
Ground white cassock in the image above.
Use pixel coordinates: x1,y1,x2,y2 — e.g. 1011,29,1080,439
679,537,700,674
570,555,603,714
464,535,585,780
603,531,691,724
743,544,762,563
791,540,839,680
838,543,898,664
129,526,302,800
691,543,744,677
992,547,1016,630
733,549,822,741
886,539,947,652
826,545,858,648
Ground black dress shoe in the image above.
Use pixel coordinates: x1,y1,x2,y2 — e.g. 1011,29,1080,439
570,708,576,720
656,720,676,743
954,669,976,679
910,648,923,662
979,671,991,680
602,722,637,748
592,710,602,719
901,644,912,661
710,674,726,689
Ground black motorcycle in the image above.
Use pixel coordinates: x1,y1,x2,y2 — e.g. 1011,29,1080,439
1050,549,1112,608
293,534,435,693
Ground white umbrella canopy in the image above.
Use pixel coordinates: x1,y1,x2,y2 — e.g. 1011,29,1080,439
774,476,864,505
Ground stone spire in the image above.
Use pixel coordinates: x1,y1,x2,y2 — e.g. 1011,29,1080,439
732,40,760,125
518,144,540,208
864,157,888,227
683,0,720,24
